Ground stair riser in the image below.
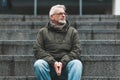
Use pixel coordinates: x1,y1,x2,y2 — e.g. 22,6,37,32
0,44,32,55
0,31,37,40
0,21,119,30
1,30,120,40
83,61,120,77
0,41,120,55
0,61,34,76
0,59,120,77
1,15,120,22
76,22,119,30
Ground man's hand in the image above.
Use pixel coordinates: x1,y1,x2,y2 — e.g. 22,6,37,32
54,61,62,76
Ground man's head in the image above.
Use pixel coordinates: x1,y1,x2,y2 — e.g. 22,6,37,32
49,4,67,25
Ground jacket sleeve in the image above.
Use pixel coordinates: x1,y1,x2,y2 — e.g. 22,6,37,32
33,29,56,67
61,28,82,67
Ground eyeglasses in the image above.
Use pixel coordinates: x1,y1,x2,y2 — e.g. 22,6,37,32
54,12,67,15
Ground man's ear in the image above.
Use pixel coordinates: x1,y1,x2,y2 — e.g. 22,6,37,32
50,15,54,20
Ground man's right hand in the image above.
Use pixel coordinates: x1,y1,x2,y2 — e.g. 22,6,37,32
54,61,62,76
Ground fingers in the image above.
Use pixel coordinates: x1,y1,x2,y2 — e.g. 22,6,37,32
54,61,59,73
54,61,63,76
57,62,62,76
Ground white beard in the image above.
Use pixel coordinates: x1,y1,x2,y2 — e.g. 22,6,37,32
58,20,66,25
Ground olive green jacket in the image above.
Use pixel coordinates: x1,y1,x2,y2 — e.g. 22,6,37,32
33,21,82,67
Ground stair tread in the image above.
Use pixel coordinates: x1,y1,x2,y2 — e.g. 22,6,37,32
0,55,119,61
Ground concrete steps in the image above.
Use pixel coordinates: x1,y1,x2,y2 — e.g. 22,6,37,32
0,40,119,78
0,14,120,80
0,55,120,78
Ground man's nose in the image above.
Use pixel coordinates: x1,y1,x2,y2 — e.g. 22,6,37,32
62,13,66,17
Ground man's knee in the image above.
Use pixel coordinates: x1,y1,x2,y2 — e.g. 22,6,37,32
68,59,83,69
34,59,48,68
73,59,82,65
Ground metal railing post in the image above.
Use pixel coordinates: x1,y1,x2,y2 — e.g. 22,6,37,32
79,0,82,15
34,0,37,16
2,0,7,8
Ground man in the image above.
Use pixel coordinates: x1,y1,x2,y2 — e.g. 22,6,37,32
33,4,83,80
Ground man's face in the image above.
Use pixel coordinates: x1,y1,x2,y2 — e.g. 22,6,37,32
50,8,66,25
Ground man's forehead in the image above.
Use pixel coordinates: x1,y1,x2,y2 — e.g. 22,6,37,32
54,8,65,13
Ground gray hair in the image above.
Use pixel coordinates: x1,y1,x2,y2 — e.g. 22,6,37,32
49,4,66,17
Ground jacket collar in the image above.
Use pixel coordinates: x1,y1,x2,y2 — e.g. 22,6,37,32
46,20,69,32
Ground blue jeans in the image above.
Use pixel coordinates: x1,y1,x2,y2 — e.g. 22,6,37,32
34,59,83,80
